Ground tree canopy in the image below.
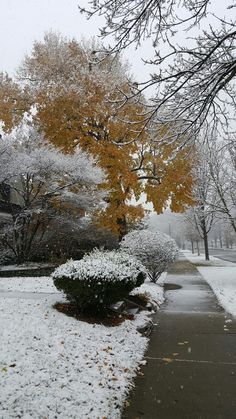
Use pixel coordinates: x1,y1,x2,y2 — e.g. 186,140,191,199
1,33,195,237
81,0,236,144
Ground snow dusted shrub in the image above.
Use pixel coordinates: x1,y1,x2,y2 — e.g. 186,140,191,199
52,249,146,313
120,229,178,283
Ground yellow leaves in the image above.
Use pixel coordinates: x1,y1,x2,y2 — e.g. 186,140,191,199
0,72,30,133
162,358,173,363
25,43,148,236
35,92,81,152
145,143,195,214
14,33,196,236
97,201,144,237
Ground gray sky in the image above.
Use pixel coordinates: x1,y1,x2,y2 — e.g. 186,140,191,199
0,0,229,89
0,0,152,83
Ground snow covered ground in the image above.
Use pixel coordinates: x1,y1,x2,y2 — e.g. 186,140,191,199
182,250,235,267
197,267,236,317
0,276,59,293
183,251,236,317
0,275,164,419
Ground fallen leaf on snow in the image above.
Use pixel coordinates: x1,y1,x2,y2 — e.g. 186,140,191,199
162,358,173,363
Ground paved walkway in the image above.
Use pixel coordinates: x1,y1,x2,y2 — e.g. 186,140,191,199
123,255,236,419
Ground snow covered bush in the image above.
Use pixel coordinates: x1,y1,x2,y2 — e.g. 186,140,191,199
120,229,178,283
52,249,146,313
0,122,105,263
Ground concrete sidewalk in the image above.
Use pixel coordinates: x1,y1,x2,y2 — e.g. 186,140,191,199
123,255,236,419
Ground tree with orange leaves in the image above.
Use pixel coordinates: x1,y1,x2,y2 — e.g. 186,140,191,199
13,33,194,238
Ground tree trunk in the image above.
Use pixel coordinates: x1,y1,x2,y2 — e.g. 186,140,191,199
203,230,209,260
219,234,223,248
117,215,127,242
196,240,200,256
191,240,194,254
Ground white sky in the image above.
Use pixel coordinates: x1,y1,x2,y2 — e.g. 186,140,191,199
0,0,153,84
0,0,231,91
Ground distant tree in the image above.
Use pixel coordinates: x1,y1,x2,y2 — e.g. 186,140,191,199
81,0,236,145
207,140,236,234
184,142,218,260
223,222,235,248
0,123,105,263
209,217,235,249
182,219,201,255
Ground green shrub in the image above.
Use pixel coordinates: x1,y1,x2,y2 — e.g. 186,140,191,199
52,249,146,313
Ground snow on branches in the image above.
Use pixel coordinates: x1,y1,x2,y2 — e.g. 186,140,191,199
0,122,105,263
53,249,146,284
3,124,105,201
82,0,236,145
121,229,178,282
52,249,146,312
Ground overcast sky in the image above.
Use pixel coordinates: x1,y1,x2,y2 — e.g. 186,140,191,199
0,0,153,84
0,0,229,90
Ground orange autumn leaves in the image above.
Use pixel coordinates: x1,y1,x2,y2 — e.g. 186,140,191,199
144,142,195,214
1,33,194,236
0,73,29,133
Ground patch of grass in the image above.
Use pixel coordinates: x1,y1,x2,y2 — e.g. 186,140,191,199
164,283,182,290
168,260,197,274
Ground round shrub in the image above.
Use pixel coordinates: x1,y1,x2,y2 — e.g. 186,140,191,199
120,229,178,283
52,249,146,313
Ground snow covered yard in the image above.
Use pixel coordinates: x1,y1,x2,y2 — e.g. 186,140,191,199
197,267,236,317
182,250,235,267
0,276,58,293
0,276,164,419
183,251,236,317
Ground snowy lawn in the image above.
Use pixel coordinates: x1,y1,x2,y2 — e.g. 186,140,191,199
182,250,235,267
197,267,236,317
0,275,164,419
0,276,59,293
183,251,236,317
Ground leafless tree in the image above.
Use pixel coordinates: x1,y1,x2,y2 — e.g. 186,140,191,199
209,217,235,249
181,140,218,260
80,0,236,147
206,138,236,233
181,219,201,255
